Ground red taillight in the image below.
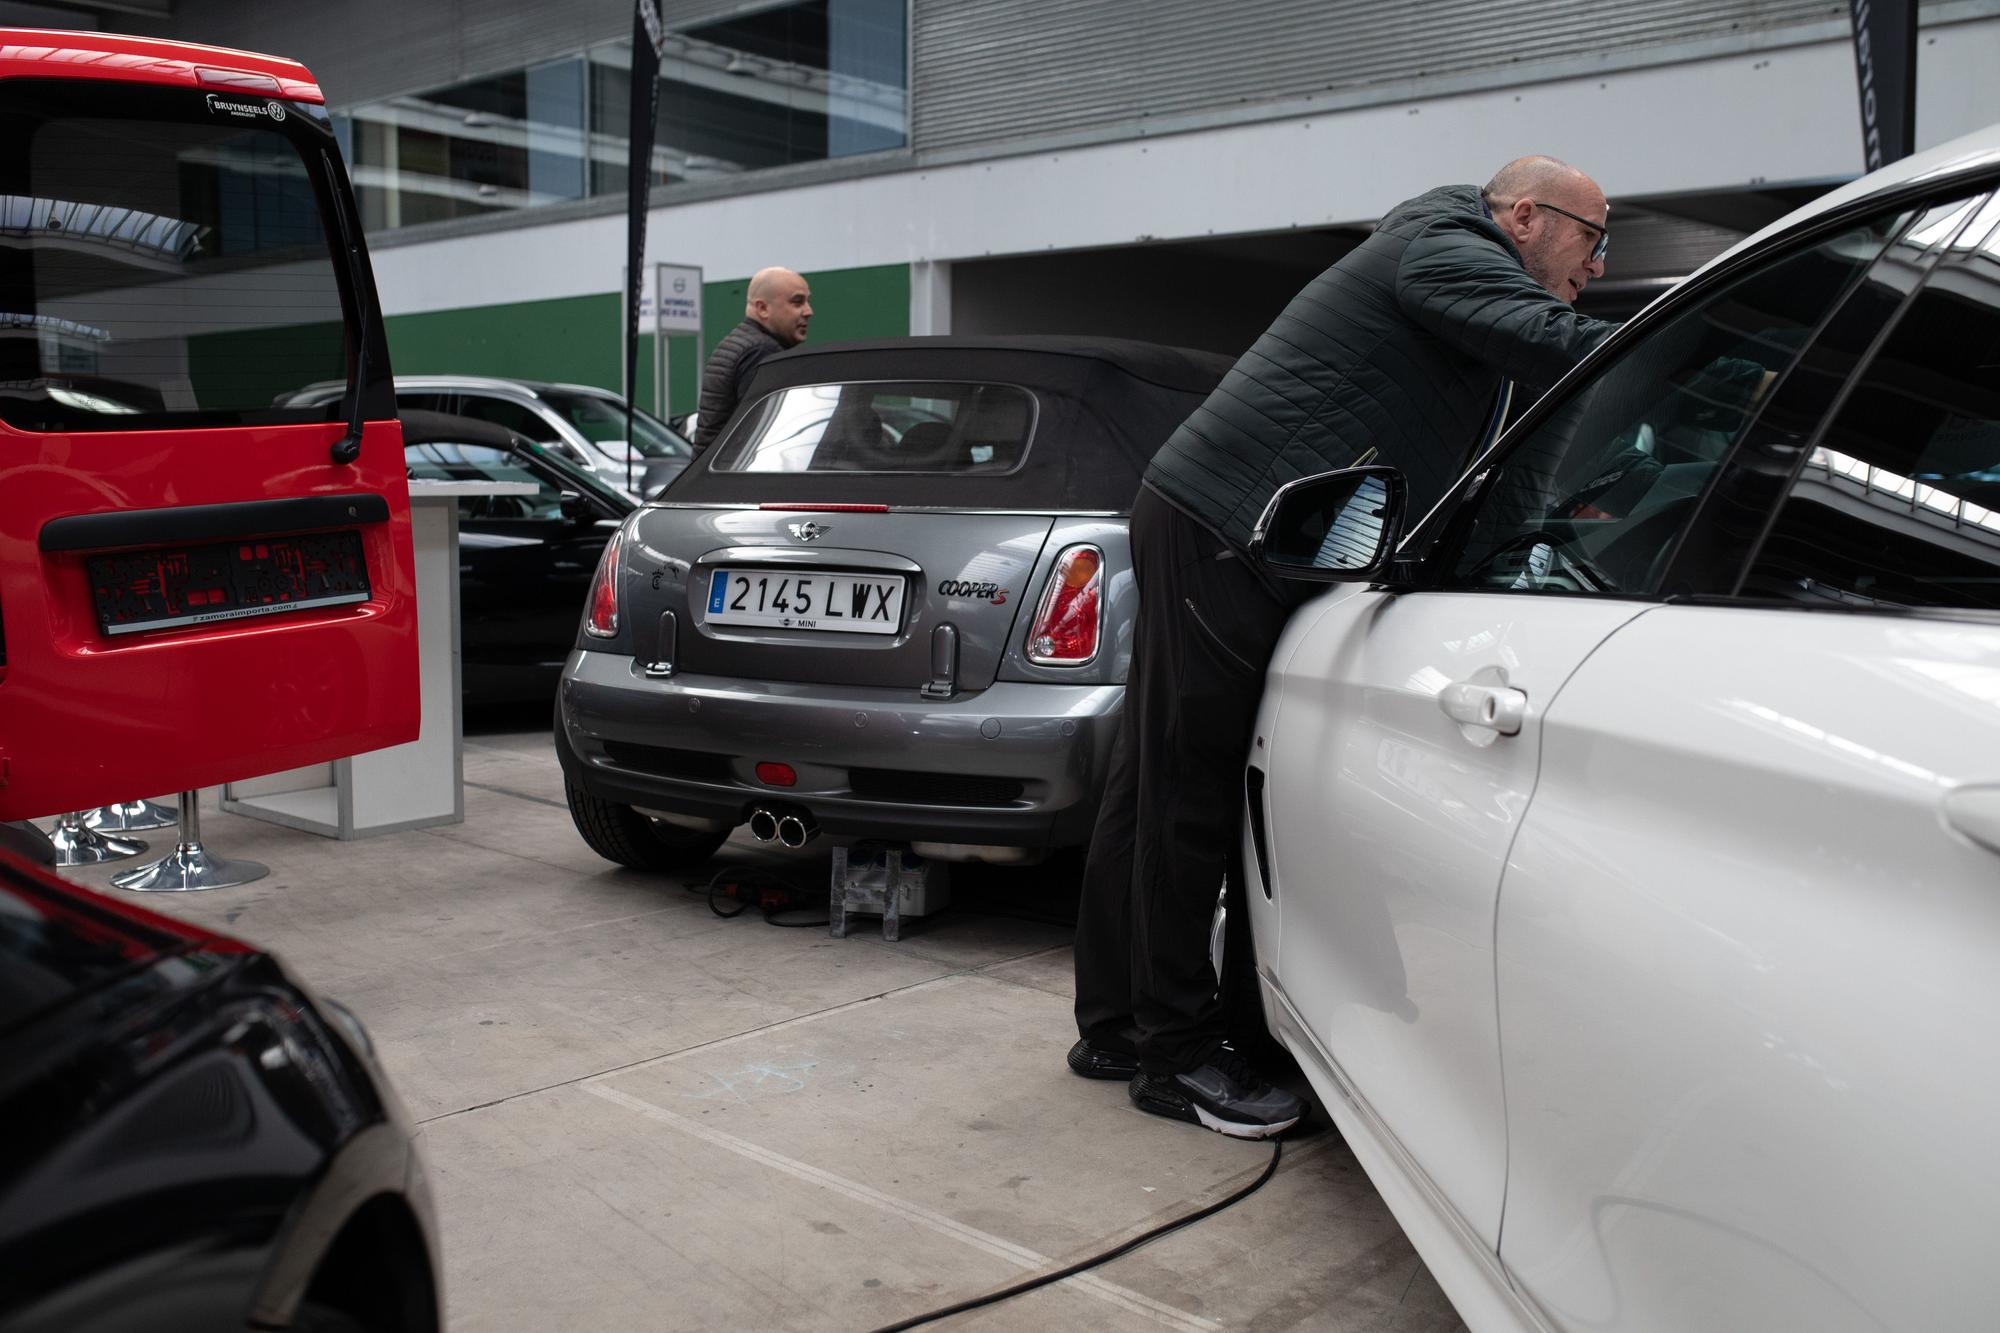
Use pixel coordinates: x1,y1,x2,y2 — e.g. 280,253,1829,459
584,528,623,638
755,762,797,787
1025,545,1102,666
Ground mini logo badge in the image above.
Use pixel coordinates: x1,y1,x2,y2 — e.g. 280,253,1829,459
788,521,829,542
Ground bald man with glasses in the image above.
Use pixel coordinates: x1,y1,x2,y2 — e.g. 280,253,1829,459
1070,155,1620,1140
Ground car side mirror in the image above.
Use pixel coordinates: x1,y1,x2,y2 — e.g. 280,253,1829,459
1249,466,1406,582
558,489,592,521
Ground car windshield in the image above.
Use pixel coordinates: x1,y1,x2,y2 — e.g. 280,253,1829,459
715,381,1035,474
536,388,691,459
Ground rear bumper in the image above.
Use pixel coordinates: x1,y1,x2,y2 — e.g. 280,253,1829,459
556,650,1122,848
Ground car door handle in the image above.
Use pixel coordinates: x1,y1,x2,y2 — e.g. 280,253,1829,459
1942,784,2000,856
1438,682,1528,735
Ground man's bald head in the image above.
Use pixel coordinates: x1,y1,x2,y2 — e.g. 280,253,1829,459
746,267,813,347
1481,156,1609,304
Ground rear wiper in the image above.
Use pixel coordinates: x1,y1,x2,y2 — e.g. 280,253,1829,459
322,150,367,466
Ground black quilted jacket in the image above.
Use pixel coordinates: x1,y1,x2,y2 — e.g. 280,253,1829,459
1145,184,1617,550
694,318,787,452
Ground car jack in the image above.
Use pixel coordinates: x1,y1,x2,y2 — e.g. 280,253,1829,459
829,844,951,941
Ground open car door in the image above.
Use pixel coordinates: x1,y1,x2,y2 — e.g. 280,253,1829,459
0,34,418,818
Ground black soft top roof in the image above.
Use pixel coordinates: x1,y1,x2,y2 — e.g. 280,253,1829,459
667,336,1231,512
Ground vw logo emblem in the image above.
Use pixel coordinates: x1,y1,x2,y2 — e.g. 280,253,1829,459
788,521,829,542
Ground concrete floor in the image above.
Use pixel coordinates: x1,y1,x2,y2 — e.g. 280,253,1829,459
54,724,1468,1333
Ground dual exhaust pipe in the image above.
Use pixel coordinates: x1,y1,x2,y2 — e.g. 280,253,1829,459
748,805,818,849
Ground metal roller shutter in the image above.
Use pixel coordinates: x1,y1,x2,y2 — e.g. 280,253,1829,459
912,0,1852,153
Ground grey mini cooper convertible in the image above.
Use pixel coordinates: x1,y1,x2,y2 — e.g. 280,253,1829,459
555,336,1230,869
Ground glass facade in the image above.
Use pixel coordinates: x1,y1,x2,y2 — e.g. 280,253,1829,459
335,0,908,235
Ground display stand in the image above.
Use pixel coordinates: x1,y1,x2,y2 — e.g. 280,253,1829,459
220,481,534,839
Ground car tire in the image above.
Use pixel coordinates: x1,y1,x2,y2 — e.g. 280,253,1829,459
564,781,729,871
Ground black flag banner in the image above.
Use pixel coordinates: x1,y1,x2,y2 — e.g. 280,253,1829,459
625,0,667,474
1847,0,1918,171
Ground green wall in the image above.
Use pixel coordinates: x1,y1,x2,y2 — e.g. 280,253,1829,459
386,292,620,385
380,261,913,424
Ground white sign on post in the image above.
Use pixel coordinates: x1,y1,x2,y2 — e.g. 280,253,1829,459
639,262,702,423
646,263,704,334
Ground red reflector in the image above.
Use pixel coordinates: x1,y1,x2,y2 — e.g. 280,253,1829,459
195,66,284,95
755,762,797,787
584,528,623,638
1026,545,1103,666
758,503,889,513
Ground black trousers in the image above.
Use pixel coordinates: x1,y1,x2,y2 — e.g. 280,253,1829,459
1073,486,1296,1075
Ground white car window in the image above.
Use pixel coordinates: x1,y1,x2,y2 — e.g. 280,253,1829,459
1443,212,1912,598
453,392,560,444
1743,193,2000,616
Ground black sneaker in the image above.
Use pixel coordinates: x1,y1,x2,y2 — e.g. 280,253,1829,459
1067,1038,1141,1081
1129,1049,1303,1138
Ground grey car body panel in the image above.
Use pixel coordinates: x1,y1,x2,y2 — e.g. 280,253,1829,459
556,654,1121,846
626,507,1054,691
566,509,1133,849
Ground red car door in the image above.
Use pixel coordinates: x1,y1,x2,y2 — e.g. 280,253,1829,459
0,33,419,818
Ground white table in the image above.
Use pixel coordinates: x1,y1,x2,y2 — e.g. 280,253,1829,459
221,480,537,839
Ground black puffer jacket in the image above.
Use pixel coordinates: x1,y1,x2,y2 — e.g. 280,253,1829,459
694,318,787,452
1146,184,1616,550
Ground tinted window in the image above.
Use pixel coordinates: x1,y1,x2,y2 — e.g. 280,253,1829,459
405,441,564,521
1443,217,1905,596
453,392,559,442
1743,193,2000,615
717,381,1035,474
0,83,351,432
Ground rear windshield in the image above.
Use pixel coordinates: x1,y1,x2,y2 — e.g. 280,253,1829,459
0,81,353,432
714,381,1037,474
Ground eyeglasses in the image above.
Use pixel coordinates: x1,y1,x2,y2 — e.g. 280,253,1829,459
1534,201,1610,262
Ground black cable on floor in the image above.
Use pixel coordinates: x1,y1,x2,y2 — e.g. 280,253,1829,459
864,1138,1284,1333
691,867,829,928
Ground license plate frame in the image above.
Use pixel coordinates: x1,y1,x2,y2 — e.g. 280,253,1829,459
89,530,372,637
705,567,905,636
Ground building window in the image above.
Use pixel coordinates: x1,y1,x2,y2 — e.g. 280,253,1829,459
335,0,908,234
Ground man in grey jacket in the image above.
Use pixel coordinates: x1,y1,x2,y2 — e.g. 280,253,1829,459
1069,156,1619,1138
692,266,813,453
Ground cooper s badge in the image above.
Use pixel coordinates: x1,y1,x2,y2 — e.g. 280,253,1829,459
937,579,1009,605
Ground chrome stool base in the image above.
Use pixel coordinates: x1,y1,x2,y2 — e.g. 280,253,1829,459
50,811,146,866
86,798,178,833
112,790,266,893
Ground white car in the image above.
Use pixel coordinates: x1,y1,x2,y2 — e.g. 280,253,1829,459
1241,124,2000,1332
287,375,695,498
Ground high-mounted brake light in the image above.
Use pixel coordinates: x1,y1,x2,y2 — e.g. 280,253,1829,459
584,527,624,638
759,503,889,513
195,66,284,95
1025,545,1102,666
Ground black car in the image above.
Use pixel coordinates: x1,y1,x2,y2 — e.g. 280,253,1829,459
0,849,440,1333
401,410,636,706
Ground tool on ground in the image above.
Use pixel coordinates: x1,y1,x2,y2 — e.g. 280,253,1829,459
829,845,950,942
